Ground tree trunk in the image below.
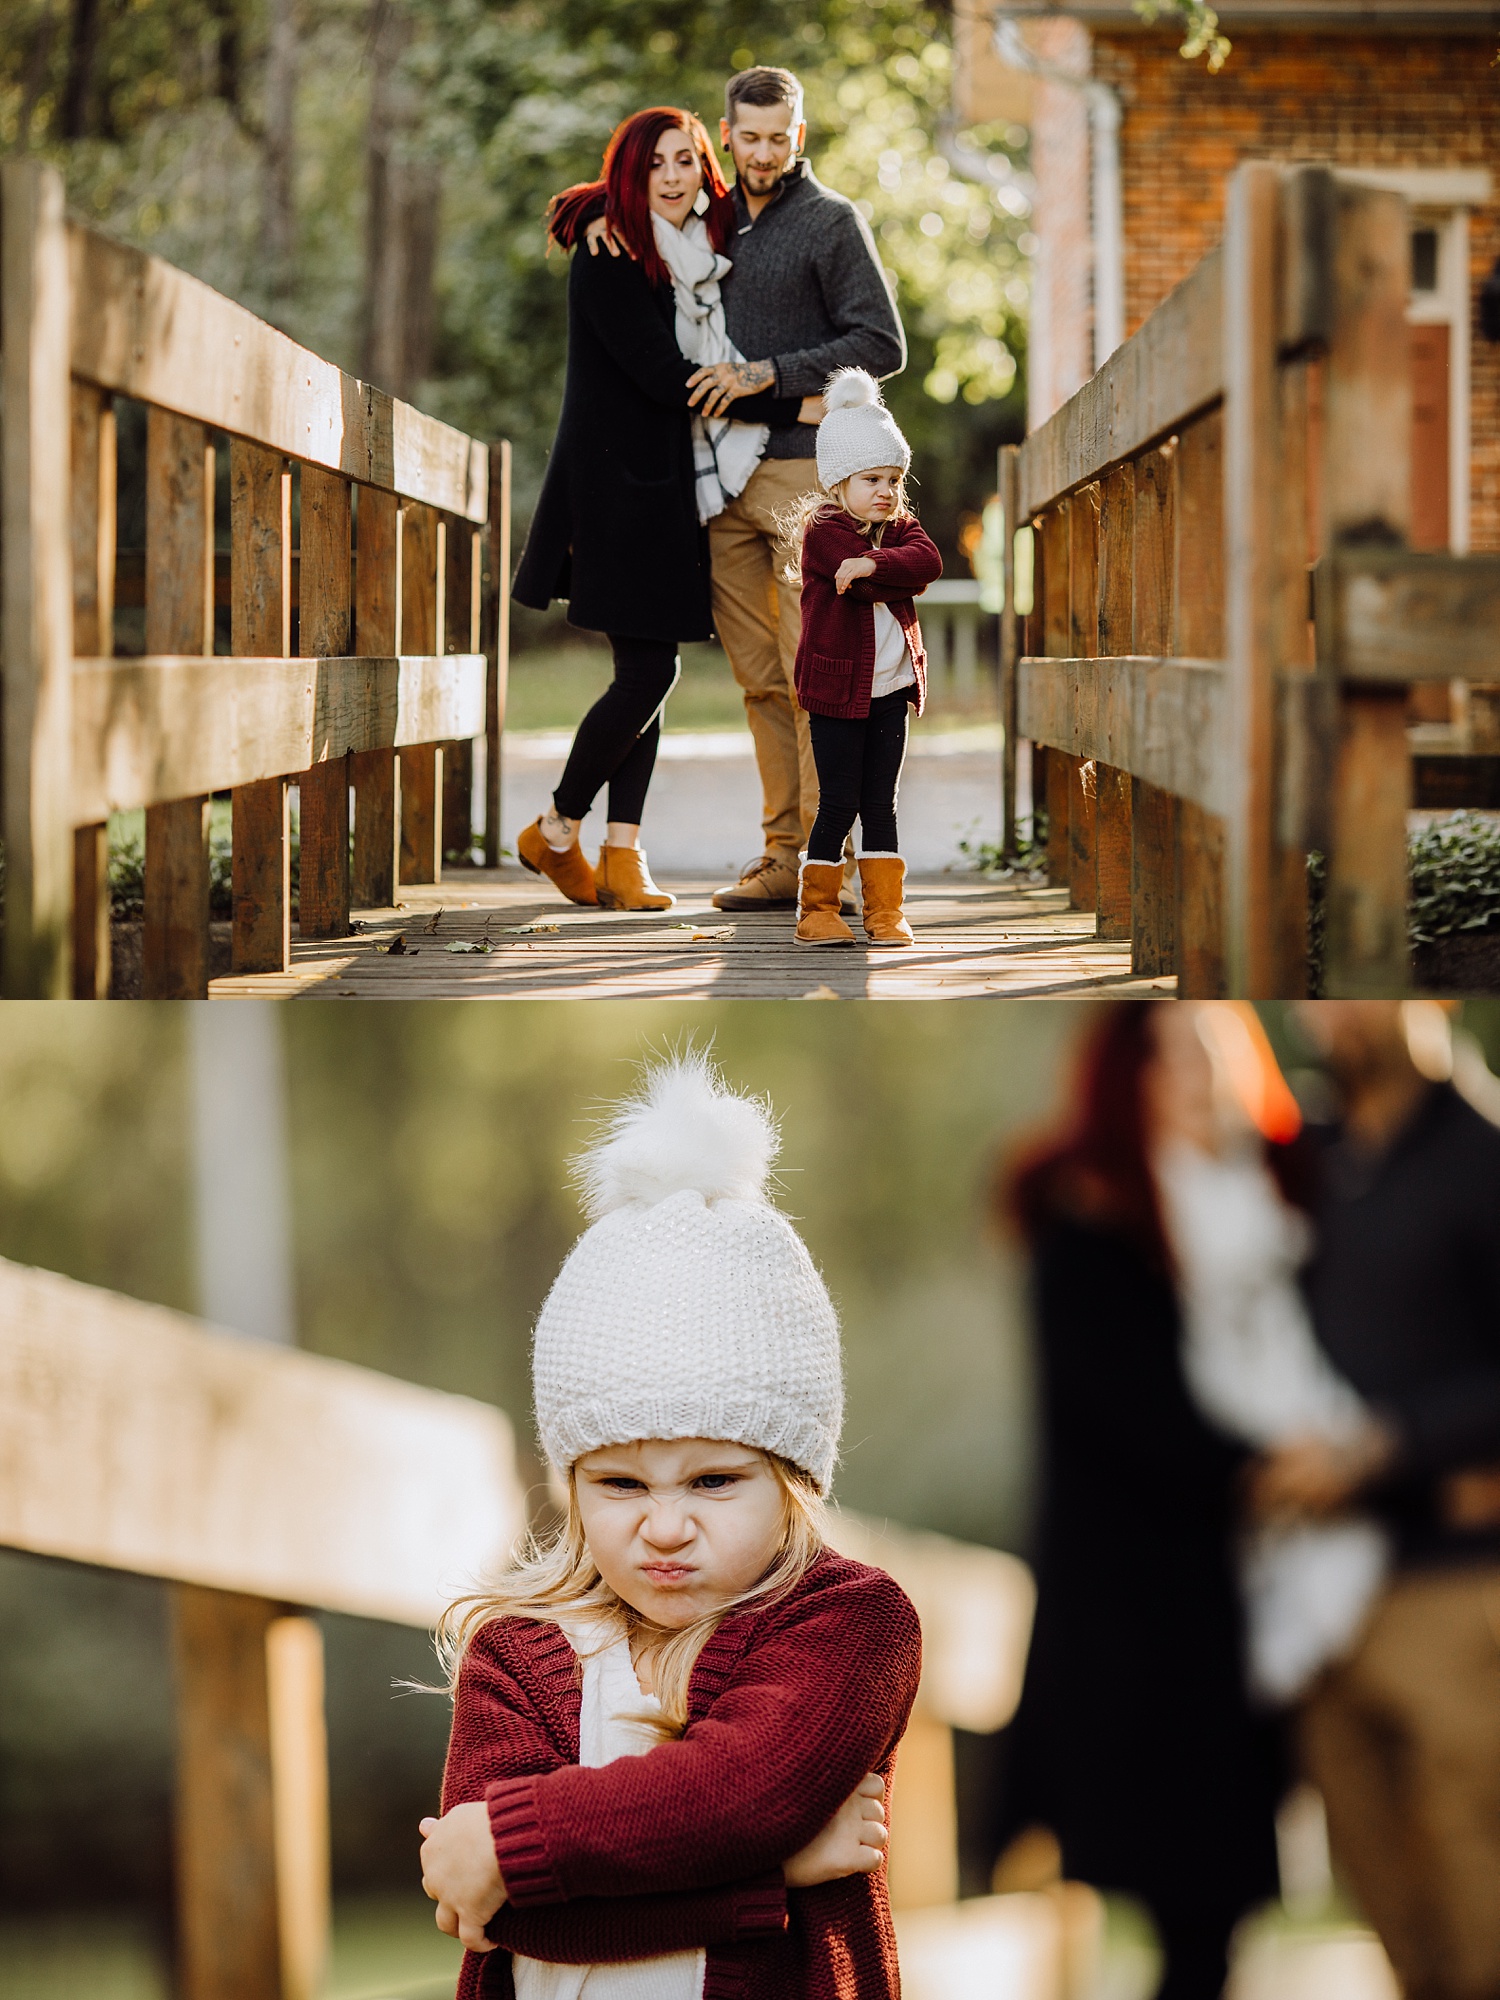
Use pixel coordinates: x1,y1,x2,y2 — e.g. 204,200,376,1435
360,0,440,402
263,0,299,316
61,0,101,140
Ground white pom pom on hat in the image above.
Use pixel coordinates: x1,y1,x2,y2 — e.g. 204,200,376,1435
816,367,911,491
534,1052,844,1492
576,1047,778,1217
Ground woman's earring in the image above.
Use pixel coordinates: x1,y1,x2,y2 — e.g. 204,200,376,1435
693,187,710,215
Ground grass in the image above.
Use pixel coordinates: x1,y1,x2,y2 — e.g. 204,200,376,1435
0,1893,462,2000
505,643,1000,734
506,643,747,734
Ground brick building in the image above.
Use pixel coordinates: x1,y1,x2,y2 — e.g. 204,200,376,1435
957,1,1500,552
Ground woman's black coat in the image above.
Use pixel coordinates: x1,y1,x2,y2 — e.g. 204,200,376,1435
1002,1210,1283,1928
512,242,801,644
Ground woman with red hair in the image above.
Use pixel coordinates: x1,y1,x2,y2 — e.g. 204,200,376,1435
512,108,818,912
996,1005,1295,2000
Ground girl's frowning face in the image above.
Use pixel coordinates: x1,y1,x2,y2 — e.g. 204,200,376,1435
574,1437,786,1629
842,468,903,523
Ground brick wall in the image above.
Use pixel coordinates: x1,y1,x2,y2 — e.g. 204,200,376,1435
1089,27,1500,547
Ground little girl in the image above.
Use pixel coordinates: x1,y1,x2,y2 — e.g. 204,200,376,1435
419,1052,922,1999
785,371,942,949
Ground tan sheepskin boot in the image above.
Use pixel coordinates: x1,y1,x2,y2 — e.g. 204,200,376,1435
594,845,675,911
517,817,598,905
795,860,855,945
857,854,914,947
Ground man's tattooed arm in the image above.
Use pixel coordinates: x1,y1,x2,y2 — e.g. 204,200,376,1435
685,358,776,419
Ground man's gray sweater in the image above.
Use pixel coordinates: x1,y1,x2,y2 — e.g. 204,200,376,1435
722,160,906,460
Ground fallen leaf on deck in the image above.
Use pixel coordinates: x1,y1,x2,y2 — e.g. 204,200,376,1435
671,925,734,942
378,934,408,955
503,920,560,935
444,940,494,954
424,908,444,934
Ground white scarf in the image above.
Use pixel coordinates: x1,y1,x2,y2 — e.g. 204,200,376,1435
1154,1138,1390,1705
651,211,768,524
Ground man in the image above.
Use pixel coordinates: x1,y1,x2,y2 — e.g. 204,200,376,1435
598,67,905,909
1252,1003,1500,2000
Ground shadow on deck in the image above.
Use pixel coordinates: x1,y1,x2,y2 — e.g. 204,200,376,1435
208,870,1177,1001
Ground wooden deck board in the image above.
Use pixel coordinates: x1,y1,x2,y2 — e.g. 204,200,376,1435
207,871,1176,1000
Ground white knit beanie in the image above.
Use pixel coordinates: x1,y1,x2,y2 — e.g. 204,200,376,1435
815,368,911,491
533,1053,844,1492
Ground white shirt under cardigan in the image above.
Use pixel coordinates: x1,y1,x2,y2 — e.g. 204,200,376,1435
511,1619,706,2000
870,604,916,699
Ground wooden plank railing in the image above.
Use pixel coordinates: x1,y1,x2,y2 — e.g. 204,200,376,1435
0,1250,526,2000
999,161,1500,996
1,158,512,999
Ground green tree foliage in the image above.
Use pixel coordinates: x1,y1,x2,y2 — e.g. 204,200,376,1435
1132,0,1232,71
3,0,1029,559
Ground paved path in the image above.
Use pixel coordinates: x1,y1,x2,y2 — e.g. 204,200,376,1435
498,723,1009,878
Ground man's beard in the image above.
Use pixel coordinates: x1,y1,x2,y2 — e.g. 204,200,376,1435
739,160,793,191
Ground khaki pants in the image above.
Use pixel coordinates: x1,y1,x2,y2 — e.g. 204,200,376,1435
1302,1565,1500,2000
709,457,822,865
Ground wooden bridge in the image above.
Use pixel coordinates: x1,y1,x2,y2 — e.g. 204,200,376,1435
6,155,1495,998
999,161,1500,998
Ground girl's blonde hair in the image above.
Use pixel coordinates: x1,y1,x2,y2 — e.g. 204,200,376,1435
435,1449,828,1735
776,472,913,585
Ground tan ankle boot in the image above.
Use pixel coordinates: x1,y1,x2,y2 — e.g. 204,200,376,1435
595,844,674,911
857,854,913,947
796,860,855,945
517,817,598,905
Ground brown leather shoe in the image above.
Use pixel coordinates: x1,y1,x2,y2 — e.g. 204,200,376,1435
796,861,855,945
857,854,914,947
595,845,674,911
712,854,799,911
516,818,598,905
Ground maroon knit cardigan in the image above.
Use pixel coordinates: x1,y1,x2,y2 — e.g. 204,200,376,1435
439,1550,922,2000
792,515,943,722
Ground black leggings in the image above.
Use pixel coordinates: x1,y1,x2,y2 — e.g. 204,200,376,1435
806,690,910,863
552,635,681,825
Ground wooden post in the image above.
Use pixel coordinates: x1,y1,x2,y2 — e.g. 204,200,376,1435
1067,487,1100,913
1269,349,1317,996
231,443,293,974
399,502,442,885
173,1587,330,2000
2,161,75,998
1067,489,1100,925
1222,162,1283,996
441,516,477,861
1319,180,1413,995
1000,445,1020,859
885,1707,958,1911
351,485,402,907
71,382,116,997
297,467,352,939
484,441,512,868
1174,411,1229,996
143,411,216,998
1095,465,1135,939
1039,504,1072,887
1131,443,1178,976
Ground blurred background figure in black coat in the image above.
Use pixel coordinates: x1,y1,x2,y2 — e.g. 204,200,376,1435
995,1004,1301,2000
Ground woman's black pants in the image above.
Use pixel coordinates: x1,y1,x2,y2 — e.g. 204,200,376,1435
805,689,910,863
552,635,680,825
